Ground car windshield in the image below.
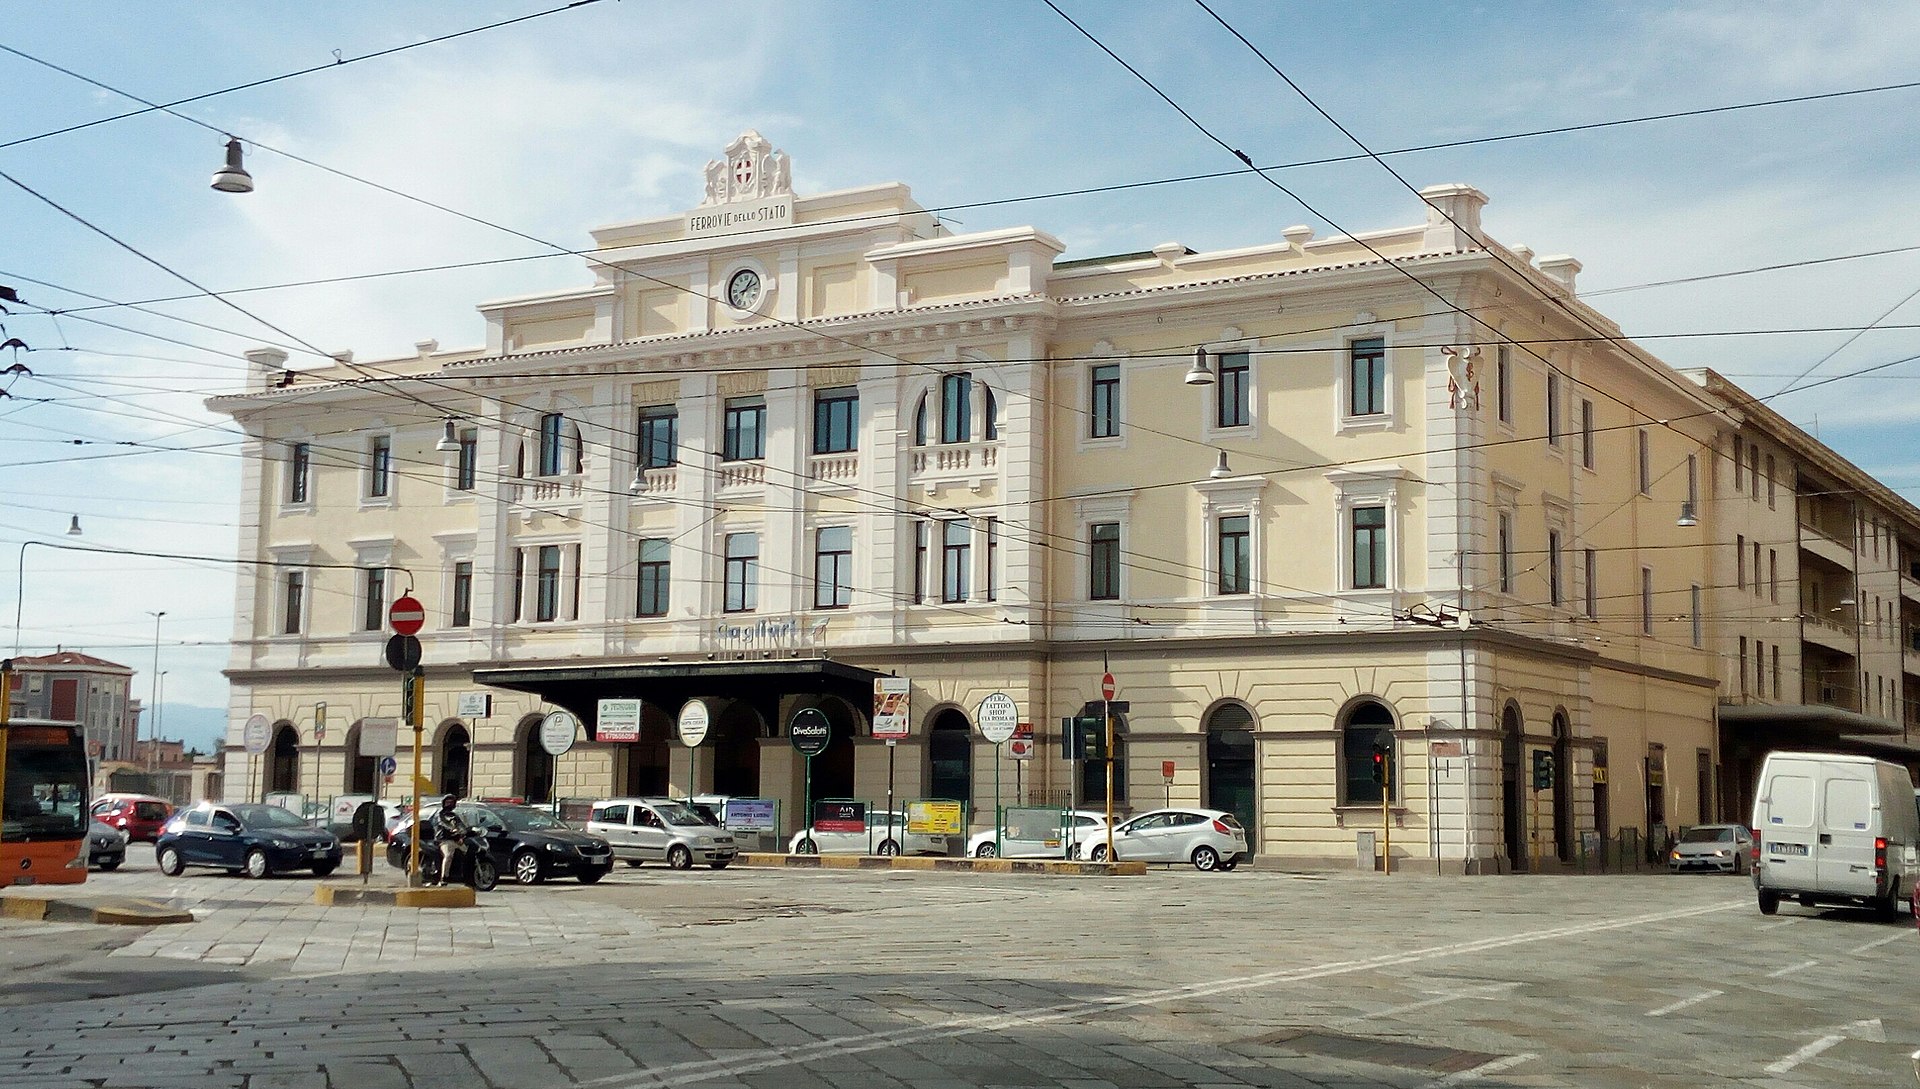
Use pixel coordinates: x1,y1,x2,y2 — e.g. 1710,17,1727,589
1679,826,1734,844
231,805,309,830
652,802,708,827
492,807,565,832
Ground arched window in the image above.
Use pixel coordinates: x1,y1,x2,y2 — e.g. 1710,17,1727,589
437,721,471,800
514,715,554,804
912,394,928,448
1340,699,1395,805
343,722,376,795
983,384,998,440
267,721,300,795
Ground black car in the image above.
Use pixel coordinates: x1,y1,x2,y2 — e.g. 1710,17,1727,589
88,820,127,870
389,802,612,885
156,802,343,879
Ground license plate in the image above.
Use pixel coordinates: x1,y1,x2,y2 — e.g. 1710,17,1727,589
1768,842,1808,856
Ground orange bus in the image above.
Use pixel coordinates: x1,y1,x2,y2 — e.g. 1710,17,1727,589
2,719,90,887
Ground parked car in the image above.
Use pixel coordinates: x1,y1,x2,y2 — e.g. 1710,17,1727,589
1075,808,1250,871
968,810,1107,859
388,802,613,885
787,809,949,856
586,798,736,870
87,820,128,870
156,802,343,879
1751,751,1918,917
89,793,174,842
1668,824,1753,874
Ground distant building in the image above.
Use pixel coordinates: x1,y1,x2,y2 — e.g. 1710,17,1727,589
7,651,137,765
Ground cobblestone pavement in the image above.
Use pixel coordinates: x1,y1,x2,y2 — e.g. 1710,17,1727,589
1,848,1914,1088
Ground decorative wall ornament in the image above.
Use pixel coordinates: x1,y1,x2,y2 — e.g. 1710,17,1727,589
1443,345,1480,412
701,131,794,206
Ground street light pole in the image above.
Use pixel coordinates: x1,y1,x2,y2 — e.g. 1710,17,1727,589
146,611,165,779
13,522,82,657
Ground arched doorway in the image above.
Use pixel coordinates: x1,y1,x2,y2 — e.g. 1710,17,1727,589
1205,703,1257,850
343,722,376,796
1501,702,1525,871
267,721,300,795
514,714,554,804
1551,711,1573,861
799,697,861,802
1339,699,1395,808
707,699,763,799
437,721,471,799
617,704,672,797
927,709,972,809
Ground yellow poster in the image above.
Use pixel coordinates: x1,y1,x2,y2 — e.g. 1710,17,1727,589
906,800,963,835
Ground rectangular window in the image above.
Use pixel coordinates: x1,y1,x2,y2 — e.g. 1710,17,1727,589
1733,436,1745,489
1748,446,1760,500
941,520,971,603
1545,373,1562,446
363,567,386,631
1218,514,1251,595
535,545,561,622
637,406,678,469
568,543,581,621
1580,400,1595,469
538,412,566,477
985,518,999,603
451,562,473,628
636,539,669,618
1349,337,1386,416
1216,351,1250,428
1766,455,1777,509
940,373,971,444
812,388,859,455
1752,541,1761,597
1736,534,1746,587
724,533,758,613
282,571,304,635
912,520,928,604
1772,644,1781,699
1690,584,1703,647
1496,346,1512,424
1769,550,1778,603
455,428,478,490
814,526,853,609
1756,640,1765,694
1584,548,1597,618
511,549,524,622
1547,529,1563,606
1089,364,1120,438
1641,567,1654,635
1637,430,1651,495
368,435,392,498
1738,636,1748,697
1352,506,1387,589
722,397,766,461
289,442,311,503
1498,511,1514,594
1090,522,1120,600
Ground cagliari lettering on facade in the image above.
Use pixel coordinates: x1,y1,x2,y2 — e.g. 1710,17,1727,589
685,197,793,237
708,616,829,649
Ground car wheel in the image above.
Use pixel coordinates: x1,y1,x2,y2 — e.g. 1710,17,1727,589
876,839,900,857
244,849,272,880
156,846,184,876
794,837,818,855
709,861,730,870
1191,845,1221,872
667,845,693,870
1089,844,1110,862
96,859,121,872
1758,888,1780,915
513,850,544,885
578,868,606,885
624,859,644,869
974,842,998,859
311,862,338,878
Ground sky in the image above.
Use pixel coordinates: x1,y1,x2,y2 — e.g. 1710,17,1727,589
3,1,1919,752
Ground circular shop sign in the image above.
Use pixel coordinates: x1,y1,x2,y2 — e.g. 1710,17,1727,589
977,692,1019,745
539,710,578,757
242,713,271,755
789,707,831,758
678,699,711,748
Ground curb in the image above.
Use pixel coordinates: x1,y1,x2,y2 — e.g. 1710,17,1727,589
315,883,476,908
736,852,1147,876
0,893,194,926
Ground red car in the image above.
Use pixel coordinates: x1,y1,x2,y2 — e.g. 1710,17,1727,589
90,794,176,842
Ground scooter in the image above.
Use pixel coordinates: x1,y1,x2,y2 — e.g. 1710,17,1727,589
419,828,498,892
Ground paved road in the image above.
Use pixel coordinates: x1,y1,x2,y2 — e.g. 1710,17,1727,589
1,846,1912,1088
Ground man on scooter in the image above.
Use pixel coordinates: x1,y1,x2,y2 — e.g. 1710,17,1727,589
427,794,470,885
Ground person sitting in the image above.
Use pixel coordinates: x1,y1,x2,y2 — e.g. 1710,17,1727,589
427,795,470,885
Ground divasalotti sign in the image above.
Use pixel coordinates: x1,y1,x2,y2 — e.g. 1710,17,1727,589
789,707,830,758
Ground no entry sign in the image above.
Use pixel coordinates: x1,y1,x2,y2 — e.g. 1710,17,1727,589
388,594,426,636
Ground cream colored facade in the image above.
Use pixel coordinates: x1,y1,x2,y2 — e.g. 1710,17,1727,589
210,132,1914,873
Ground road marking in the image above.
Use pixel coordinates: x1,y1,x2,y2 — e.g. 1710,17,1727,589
1646,989,1722,1016
1428,1053,1537,1087
584,899,1744,1088
1846,932,1904,955
1765,959,1818,978
1331,981,1522,1025
1765,1035,1845,1074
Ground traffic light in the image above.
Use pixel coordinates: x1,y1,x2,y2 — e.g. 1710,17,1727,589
1077,716,1108,762
1369,742,1390,788
1532,749,1556,791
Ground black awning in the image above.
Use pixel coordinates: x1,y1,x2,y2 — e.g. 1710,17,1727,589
471,657,885,735
1718,702,1903,739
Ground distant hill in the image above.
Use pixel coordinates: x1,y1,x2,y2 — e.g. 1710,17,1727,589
155,704,230,756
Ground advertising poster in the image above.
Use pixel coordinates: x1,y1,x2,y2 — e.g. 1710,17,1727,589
872,676,910,739
906,800,964,835
596,699,643,743
813,800,866,834
723,798,778,833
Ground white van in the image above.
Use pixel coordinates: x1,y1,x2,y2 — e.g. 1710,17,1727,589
1750,752,1920,917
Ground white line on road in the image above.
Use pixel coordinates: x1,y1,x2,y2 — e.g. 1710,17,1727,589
584,899,1744,1088
1428,1053,1538,1087
1846,932,1905,955
1765,1035,1844,1074
1646,989,1723,1016
1766,958,1818,978
1331,981,1521,1025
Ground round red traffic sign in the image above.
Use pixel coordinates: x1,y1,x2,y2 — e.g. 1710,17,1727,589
388,594,426,636
1100,672,1116,701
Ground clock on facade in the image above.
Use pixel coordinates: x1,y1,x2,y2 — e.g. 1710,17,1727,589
726,267,762,311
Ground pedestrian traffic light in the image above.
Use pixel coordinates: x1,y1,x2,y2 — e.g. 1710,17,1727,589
1532,749,1555,791
1369,742,1390,788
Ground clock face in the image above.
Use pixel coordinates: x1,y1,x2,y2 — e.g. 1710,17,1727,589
727,268,762,311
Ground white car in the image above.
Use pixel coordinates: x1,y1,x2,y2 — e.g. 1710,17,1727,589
1075,807,1250,871
788,809,949,856
967,810,1108,859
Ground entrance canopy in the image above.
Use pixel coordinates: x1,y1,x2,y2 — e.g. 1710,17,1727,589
473,658,885,737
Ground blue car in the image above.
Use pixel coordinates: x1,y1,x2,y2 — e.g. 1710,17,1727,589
156,802,342,879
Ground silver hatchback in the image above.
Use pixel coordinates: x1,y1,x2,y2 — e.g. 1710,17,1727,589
1076,807,1250,871
587,798,737,870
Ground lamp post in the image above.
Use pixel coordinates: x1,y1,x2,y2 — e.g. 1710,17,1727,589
146,611,165,779
12,518,82,657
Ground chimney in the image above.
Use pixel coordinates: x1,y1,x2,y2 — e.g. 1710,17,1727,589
244,347,288,392
1282,224,1314,255
1537,255,1582,295
415,339,440,357
1418,183,1489,251
329,350,354,365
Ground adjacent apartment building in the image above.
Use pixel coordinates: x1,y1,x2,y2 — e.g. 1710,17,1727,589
208,132,1918,872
